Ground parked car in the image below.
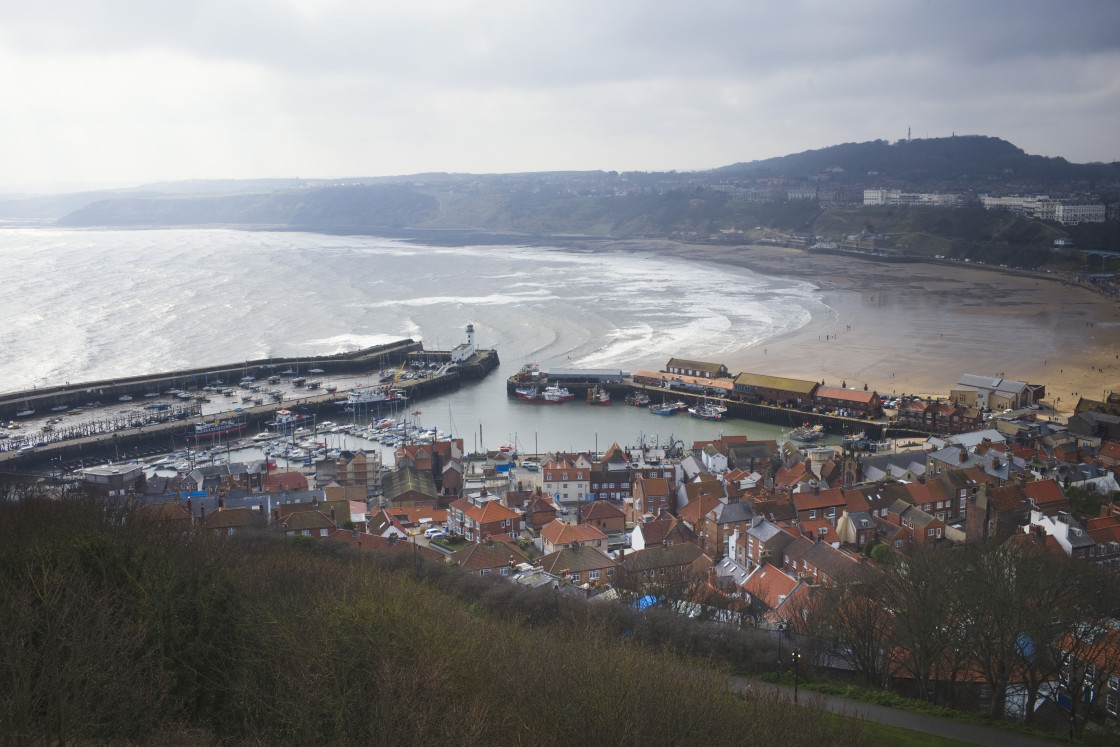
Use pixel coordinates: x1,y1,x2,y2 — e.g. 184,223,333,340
424,526,447,538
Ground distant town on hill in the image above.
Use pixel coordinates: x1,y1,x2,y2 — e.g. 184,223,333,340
4,135,1119,266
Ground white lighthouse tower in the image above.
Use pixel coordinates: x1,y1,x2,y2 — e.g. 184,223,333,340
450,322,478,363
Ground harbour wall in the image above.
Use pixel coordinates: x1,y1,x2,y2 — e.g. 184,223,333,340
0,339,427,422
506,377,885,440
2,349,500,469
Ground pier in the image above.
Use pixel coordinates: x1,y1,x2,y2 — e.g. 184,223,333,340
1,345,499,469
506,375,887,440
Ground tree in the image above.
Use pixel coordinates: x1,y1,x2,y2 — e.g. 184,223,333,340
880,546,959,702
812,574,892,686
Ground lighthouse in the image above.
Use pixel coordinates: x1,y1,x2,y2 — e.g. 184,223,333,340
451,322,478,363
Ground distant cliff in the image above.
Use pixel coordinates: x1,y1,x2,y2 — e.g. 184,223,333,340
58,184,440,229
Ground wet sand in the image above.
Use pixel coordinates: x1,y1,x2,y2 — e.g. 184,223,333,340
630,241,1120,417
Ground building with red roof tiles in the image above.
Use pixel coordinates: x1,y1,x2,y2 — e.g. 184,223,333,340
798,518,841,546
201,506,266,536
134,500,194,528
791,486,846,525
523,492,558,532
579,499,626,533
367,508,409,538
677,491,724,532
263,471,309,493
278,509,338,538
1023,478,1069,517
1084,512,1120,565
1096,441,1120,468
886,500,946,547
448,490,520,542
629,515,699,552
966,484,1030,543
774,461,812,490
538,545,619,587
750,495,797,524
742,563,800,621
542,457,591,505
628,475,671,524
538,519,607,555
451,539,531,577
812,386,883,418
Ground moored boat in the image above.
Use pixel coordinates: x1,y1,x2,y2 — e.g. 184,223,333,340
687,403,727,420
791,423,826,442
650,400,686,415
516,385,575,403
186,419,248,441
625,391,651,407
586,385,611,405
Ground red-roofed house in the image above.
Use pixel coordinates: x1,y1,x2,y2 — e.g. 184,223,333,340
523,492,558,532
539,519,607,555
792,487,846,525
799,519,841,546
579,500,626,533
263,471,309,493
451,540,531,577
629,475,671,524
813,386,883,418
966,484,1030,543
742,563,800,622
448,491,520,542
1024,479,1069,517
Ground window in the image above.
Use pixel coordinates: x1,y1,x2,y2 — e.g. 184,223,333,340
589,569,600,580
928,528,935,536
500,566,509,575
1108,692,1118,716
808,509,816,519
320,528,329,537
570,572,580,582
481,568,490,575
924,503,931,512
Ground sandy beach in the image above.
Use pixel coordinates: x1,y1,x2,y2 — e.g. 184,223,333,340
627,241,1120,418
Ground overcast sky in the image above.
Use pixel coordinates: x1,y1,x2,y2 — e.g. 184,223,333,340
2,0,1118,191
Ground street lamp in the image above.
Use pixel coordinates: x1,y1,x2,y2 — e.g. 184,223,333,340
776,622,786,678
792,647,802,704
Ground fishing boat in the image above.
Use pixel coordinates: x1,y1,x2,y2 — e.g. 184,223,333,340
625,391,651,407
516,385,575,403
186,419,248,442
267,409,314,431
687,403,727,420
791,423,826,442
341,385,408,406
842,431,869,448
650,400,686,416
586,385,611,405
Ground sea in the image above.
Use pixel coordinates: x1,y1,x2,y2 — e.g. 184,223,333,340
0,227,831,454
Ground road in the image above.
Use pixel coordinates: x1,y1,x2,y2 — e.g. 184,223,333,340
729,677,1056,746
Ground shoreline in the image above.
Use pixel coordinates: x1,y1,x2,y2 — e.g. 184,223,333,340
657,241,1120,418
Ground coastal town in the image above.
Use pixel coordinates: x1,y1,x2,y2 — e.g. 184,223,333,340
18,349,1120,735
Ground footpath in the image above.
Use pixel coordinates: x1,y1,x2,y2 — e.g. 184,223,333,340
729,677,1058,746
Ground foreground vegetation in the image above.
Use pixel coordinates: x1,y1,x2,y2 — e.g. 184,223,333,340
0,492,867,745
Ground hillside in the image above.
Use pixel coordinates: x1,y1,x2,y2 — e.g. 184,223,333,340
0,492,868,745
16,135,1117,268
712,135,1120,184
